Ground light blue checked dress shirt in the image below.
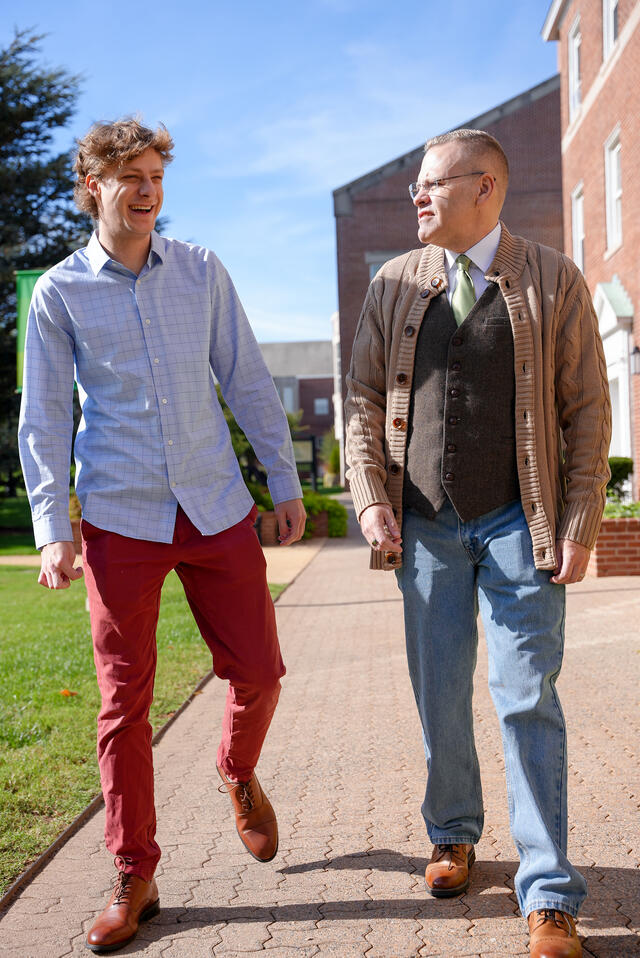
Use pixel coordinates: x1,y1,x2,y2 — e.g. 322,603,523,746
18,231,302,549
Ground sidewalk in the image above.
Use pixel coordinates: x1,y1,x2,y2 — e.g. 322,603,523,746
0,511,638,957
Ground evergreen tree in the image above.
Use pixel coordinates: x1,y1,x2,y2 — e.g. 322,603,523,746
0,30,90,495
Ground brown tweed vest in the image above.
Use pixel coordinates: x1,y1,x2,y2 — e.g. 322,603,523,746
403,281,520,521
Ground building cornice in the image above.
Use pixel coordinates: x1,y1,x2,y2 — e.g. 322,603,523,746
542,0,568,42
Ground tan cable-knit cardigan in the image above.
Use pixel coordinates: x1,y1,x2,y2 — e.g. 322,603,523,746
345,224,611,571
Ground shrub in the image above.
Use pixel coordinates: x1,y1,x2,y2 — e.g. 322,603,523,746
603,501,640,517
607,456,633,499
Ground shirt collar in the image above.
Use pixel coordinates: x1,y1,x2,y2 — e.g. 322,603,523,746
86,230,166,277
444,221,502,275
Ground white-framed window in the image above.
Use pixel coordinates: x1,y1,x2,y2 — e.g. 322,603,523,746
365,251,403,281
282,386,295,413
604,127,622,251
314,397,330,416
603,0,619,60
571,183,585,272
568,17,582,121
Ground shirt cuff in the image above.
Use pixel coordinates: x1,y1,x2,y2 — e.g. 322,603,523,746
268,473,304,506
33,515,74,551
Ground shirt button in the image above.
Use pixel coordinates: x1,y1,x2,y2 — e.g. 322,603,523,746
171,482,177,488
153,357,160,364
162,398,168,404
145,319,151,325
167,439,173,446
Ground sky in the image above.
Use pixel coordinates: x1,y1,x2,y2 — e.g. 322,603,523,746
3,1,558,343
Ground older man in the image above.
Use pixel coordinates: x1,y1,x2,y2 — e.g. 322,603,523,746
345,129,610,958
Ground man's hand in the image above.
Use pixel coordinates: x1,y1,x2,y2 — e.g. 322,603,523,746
550,538,590,584
39,541,83,590
360,503,402,555
275,498,307,546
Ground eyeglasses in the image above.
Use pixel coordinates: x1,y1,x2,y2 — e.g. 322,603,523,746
408,171,493,200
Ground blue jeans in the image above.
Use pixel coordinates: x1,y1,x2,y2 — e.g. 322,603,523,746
396,499,587,918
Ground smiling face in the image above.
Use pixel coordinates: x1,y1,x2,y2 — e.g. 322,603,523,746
414,141,499,252
86,147,165,244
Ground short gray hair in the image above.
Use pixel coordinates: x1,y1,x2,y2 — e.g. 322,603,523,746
425,128,509,183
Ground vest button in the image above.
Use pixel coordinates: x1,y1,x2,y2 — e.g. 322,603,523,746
404,325,416,337
392,417,407,430
450,388,460,398
396,373,408,384
447,443,456,452
452,336,462,346
445,472,455,481
448,416,458,425
451,362,461,371
389,463,401,475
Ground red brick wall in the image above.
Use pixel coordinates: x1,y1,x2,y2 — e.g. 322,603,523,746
335,84,563,409
587,517,640,576
298,377,334,439
556,0,640,493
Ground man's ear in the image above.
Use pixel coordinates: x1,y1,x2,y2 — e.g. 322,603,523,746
476,172,496,206
86,173,101,202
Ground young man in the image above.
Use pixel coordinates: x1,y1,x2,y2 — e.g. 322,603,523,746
19,118,306,953
345,129,611,958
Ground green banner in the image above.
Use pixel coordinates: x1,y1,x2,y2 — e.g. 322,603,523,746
15,269,46,391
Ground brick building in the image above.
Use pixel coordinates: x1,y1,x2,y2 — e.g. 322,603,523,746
332,77,563,474
258,340,334,448
543,0,640,491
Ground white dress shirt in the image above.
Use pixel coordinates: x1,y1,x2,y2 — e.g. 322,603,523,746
445,221,502,303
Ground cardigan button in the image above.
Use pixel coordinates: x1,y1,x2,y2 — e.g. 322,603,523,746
420,290,429,299
389,463,401,475
396,372,408,384
404,325,416,337
392,417,407,430
385,552,398,564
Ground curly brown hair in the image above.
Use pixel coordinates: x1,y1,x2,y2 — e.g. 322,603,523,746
73,118,174,218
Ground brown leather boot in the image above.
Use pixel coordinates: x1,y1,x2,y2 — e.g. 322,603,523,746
424,843,475,897
528,909,582,958
217,765,278,862
86,870,159,953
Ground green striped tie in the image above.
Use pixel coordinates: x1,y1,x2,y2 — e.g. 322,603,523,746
451,254,476,326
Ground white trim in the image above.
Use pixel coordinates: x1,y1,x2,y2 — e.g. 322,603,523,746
562,1,640,150
593,280,633,458
570,182,585,272
542,0,567,41
602,0,620,60
568,16,582,122
604,126,623,253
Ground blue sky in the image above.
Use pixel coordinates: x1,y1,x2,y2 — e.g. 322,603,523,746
4,1,557,342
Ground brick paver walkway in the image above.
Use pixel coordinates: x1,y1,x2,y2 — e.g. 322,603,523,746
1,508,638,957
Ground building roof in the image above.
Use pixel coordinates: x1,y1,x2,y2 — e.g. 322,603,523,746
333,76,560,216
258,340,333,378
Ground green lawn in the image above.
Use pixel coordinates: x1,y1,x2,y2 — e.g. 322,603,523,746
0,567,286,896
0,495,32,529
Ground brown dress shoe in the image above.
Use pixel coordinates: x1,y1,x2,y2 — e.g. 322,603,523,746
86,871,159,953
528,909,582,958
425,843,475,897
217,765,278,862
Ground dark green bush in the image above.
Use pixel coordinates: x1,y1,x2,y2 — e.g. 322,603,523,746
607,456,633,498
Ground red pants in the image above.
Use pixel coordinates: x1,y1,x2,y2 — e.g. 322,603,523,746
82,505,284,881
